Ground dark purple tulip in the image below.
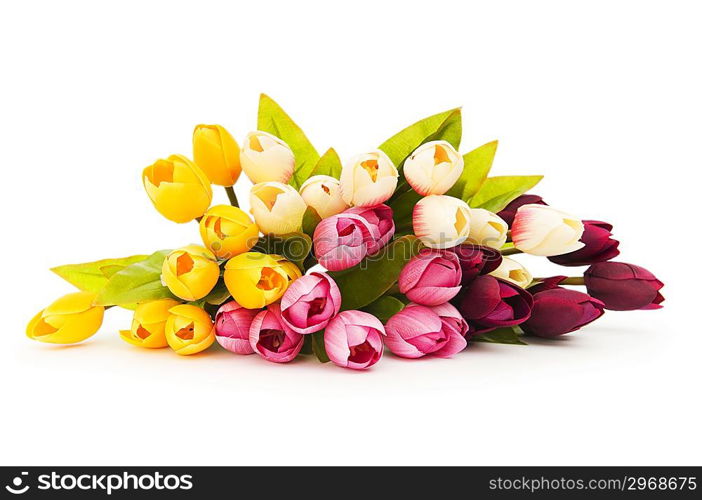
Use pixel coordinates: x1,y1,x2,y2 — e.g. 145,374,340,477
497,194,547,226
584,262,664,311
548,220,620,267
455,275,533,334
448,244,502,285
521,288,605,338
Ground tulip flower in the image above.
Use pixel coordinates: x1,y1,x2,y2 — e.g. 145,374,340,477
214,301,260,354
548,220,620,267
313,213,377,271
489,257,533,288
249,304,304,363
432,302,471,339
584,262,664,311
448,244,502,285
511,204,585,256
192,124,241,186
120,298,180,348
142,154,212,223
497,194,547,226
280,272,342,334
240,131,295,184
199,205,259,259
345,204,395,254
340,150,398,207
299,175,348,218
224,252,299,309
27,291,104,344
249,181,307,235
413,195,471,249
161,245,220,301
466,208,509,249
403,140,464,196
385,303,467,359
164,304,216,355
324,310,385,370
456,275,533,334
521,288,605,338
398,249,462,306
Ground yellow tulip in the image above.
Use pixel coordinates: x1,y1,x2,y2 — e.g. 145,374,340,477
142,154,213,223
224,252,300,309
192,124,241,186
27,291,104,344
161,245,220,301
120,298,180,348
199,205,260,259
164,304,216,355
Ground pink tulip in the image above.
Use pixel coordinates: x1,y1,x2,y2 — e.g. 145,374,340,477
313,213,378,271
345,204,395,254
249,304,303,363
214,301,260,354
324,310,384,370
384,303,467,359
398,248,462,306
280,272,342,334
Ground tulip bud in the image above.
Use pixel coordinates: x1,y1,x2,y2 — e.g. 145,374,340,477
223,252,299,309
489,257,533,288
521,288,605,338
497,194,547,226
199,205,259,260
27,291,104,344
142,154,212,223
120,298,180,348
432,302,471,339
448,244,502,285
398,249,462,306
164,304,216,355
249,304,304,363
584,262,664,311
345,204,395,254
192,124,241,186
299,175,348,219
340,150,398,207
512,204,585,256
161,245,220,301
313,213,377,271
324,310,384,370
249,181,307,235
403,140,464,196
413,195,471,249
466,208,509,249
214,300,260,354
240,131,295,184
548,220,620,267
280,272,342,334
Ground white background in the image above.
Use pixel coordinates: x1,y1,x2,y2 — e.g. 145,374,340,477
1,0,700,466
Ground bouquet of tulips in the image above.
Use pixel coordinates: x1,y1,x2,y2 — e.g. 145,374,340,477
27,95,665,370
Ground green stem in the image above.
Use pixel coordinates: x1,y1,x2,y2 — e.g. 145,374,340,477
225,186,239,207
501,247,523,256
560,277,585,286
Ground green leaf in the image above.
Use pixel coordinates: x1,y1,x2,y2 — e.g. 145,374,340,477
330,235,423,310
310,147,343,179
51,254,149,294
388,189,422,231
253,232,312,271
257,93,320,189
470,175,544,212
473,327,528,345
361,295,405,323
446,140,499,201
379,108,462,171
311,331,330,363
203,280,231,306
94,250,175,306
301,206,322,238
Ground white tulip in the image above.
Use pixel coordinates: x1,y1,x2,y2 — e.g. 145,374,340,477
240,131,295,184
466,208,509,249
512,204,585,256
412,195,471,249
249,182,306,235
340,150,398,207
490,257,533,288
403,140,464,196
299,175,348,219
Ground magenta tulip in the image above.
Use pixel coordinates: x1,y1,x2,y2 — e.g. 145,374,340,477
313,213,377,271
521,288,605,337
280,272,342,334
549,220,620,267
398,249,462,306
448,244,502,285
497,194,547,226
584,262,664,311
324,310,384,370
214,301,260,354
249,304,304,363
345,204,395,254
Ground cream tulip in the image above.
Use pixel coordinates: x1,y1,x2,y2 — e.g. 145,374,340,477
299,175,348,218
512,204,585,256
249,181,307,235
403,140,464,195
490,257,533,288
412,195,471,249
240,131,295,184
340,150,398,207
466,208,509,249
